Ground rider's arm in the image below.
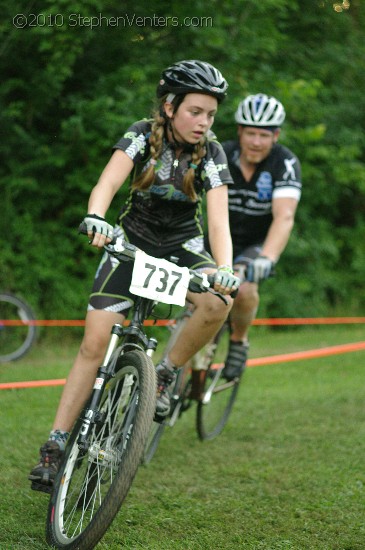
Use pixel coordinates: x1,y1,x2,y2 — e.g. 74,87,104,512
206,185,233,268
86,150,134,247
88,149,134,217
206,185,239,295
260,196,299,262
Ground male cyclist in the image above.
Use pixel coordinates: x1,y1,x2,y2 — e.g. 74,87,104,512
221,94,302,380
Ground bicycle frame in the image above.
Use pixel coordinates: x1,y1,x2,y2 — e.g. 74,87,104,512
77,295,158,452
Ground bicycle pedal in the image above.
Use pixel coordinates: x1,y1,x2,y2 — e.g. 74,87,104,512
30,480,53,494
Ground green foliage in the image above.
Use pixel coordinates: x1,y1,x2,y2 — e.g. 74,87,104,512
1,0,364,317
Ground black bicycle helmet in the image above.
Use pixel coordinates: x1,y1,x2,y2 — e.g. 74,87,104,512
157,60,228,102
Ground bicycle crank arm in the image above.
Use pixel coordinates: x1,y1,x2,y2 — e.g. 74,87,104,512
201,368,223,404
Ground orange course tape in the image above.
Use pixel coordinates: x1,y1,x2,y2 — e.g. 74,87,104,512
1,341,364,391
1,317,365,326
247,341,365,366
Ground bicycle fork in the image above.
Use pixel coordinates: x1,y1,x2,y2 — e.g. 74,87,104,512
77,325,125,451
77,323,158,451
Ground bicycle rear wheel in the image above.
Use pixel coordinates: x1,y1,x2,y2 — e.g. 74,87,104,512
0,292,37,362
196,323,241,441
46,350,156,550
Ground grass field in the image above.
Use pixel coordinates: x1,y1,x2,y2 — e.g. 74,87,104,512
0,325,364,549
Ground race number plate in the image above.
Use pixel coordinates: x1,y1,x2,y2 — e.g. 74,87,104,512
129,251,190,306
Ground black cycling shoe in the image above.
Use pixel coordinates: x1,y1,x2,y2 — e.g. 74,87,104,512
154,361,176,419
28,440,64,494
222,341,249,381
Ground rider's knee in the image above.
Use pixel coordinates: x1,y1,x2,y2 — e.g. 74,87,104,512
200,292,233,324
79,331,108,363
235,282,259,308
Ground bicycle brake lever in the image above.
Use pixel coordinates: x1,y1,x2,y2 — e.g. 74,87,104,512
78,221,117,245
206,273,236,304
207,287,228,305
78,221,96,244
78,221,88,235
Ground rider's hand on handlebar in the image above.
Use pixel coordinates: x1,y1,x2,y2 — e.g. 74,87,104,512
213,265,240,295
83,214,114,248
245,256,275,283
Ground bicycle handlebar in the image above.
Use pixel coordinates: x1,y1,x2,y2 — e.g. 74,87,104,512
78,222,237,302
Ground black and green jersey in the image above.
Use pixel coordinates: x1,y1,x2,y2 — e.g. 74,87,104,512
113,119,233,247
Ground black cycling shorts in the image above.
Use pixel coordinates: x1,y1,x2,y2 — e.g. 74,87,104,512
87,226,216,314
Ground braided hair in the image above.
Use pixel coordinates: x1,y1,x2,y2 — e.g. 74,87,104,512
132,94,207,201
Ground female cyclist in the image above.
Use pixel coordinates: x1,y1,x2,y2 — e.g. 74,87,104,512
29,60,239,491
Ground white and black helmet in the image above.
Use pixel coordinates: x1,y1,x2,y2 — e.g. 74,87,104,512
235,94,286,127
157,60,228,103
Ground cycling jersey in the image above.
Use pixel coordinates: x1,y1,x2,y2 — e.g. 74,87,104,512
113,119,233,248
223,140,302,250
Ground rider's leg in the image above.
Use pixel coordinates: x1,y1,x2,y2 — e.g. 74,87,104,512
229,281,259,342
222,281,259,381
168,290,233,366
52,309,126,433
29,309,125,490
154,290,233,418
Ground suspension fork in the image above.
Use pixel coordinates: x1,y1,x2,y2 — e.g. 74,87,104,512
77,324,125,451
76,308,158,451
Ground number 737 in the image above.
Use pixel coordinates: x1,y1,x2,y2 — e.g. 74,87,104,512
143,263,183,296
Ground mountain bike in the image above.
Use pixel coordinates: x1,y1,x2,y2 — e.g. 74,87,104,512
143,311,241,464
44,229,231,550
0,292,37,363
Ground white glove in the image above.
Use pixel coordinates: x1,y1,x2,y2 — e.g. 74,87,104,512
83,214,114,240
246,256,274,283
214,265,240,291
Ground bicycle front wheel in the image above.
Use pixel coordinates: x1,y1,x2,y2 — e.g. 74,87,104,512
0,292,37,363
46,350,156,550
196,323,241,441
